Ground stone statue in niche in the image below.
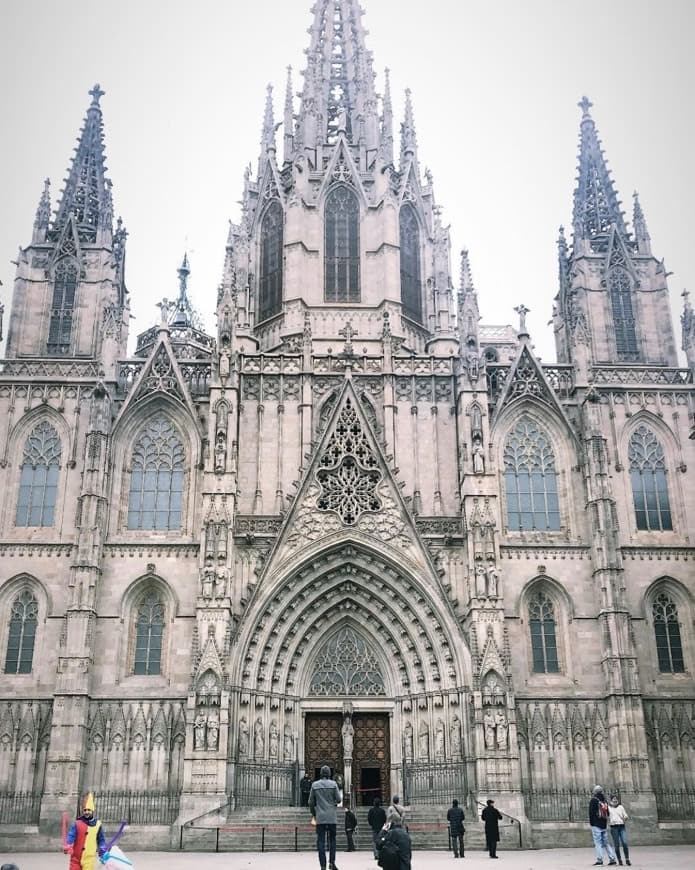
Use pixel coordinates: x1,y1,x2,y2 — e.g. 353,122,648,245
215,564,228,599
483,709,496,750
206,711,219,750
194,711,207,750
219,350,231,381
472,438,485,474
471,404,483,440
89,380,111,433
214,432,226,473
482,521,495,562
341,713,354,759
269,720,279,758
466,342,480,383
404,720,414,762
238,716,249,757
283,724,294,762
450,715,462,758
475,564,487,598
434,719,445,759
418,721,430,760
201,561,215,599
495,709,509,751
486,564,500,598
254,717,265,758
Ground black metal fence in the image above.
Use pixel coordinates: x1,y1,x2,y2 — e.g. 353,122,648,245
235,762,298,808
655,789,695,821
524,789,588,821
401,761,467,806
95,790,181,825
0,790,42,824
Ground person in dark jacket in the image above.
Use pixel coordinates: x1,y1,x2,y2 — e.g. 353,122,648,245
344,807,357,852
309,765,341,870
481,798,503,858
368,797,387,858
447,798,465,858
300,773,313,807
589,785,617,866
378,813,412,870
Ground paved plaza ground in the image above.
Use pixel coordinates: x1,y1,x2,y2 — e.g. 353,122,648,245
2,846,694,870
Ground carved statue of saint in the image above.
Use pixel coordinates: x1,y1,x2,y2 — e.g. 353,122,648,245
269,720,279,759
214,432,226,473
206,712,219,751
475,564,487,598
466,349,480,384
194,711,207,751
434,719,445,759
472,439,485,474
471,404,483,440
201,561,215,599
486,564,500,598
254,717,265,758
495,709,508,751
283,724,293,762
341,714,354,759
418,721,430,760
483,709,496,751
215,565,228,599
450,715,462,758
404,720,414,762
238,716,249,757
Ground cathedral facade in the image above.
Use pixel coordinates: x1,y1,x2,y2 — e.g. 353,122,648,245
1,0,695,844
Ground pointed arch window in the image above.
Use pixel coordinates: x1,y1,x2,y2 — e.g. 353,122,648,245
258,201,284,322
652,592,684,673
309,626,385,695
325,186,360,302
127,416,185,531
5,591,38,675
528,590,559,673
16,422,62,527
134,592,165,675
400,205,422,322
609,267,638,360
48,259,78,355
628,425,672,531
503,418,561,531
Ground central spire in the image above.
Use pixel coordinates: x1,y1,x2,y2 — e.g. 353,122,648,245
297,0,378,151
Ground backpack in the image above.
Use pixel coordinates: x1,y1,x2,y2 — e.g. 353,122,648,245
599,801,609,820
378,836,401,870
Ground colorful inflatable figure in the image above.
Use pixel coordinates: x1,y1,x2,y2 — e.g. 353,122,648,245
64,793,106,870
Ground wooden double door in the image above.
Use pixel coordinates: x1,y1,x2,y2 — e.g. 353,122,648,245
305,712,390,806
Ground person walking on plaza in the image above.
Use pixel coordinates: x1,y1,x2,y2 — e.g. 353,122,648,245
344,806,357,852
481,798,502,858
309,765,341,870
447,798,465,858
387,794,405,826
64,793,106,870
589,785,617,866
608,794,631,866
300,772,313,807
378,813,412,870
368,796,387,859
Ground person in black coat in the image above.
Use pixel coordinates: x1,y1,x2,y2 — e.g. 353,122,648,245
368,797,387,859
378,813,412,870
481,798,503,858
447,798,465,858
345,806,357,852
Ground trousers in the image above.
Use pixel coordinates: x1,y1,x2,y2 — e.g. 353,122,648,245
316,823,336,869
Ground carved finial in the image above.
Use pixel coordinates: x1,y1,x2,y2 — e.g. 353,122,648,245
89,83,105,107
632,190,651,252
578,95,593,118
382,310,392,339
514,304,530,337
400,87,418,164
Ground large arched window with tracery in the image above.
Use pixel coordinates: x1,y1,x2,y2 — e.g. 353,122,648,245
5,590,38,674
127,416,185,531
503,417,560,531
325,186,360,302
628,425,672,531
400,205,422,322
16,421,62,527
48,259,78,355
609,267,638,360
528,590,559,673
258,201,284,322
652,592,684,673
133,592,165,675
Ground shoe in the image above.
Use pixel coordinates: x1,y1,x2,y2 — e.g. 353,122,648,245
609,862,617,866
329,865,339,870
593,863,603,866
626,862,631,866
618,861,623,865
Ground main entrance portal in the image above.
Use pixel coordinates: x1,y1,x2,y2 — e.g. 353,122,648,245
305,712,390,806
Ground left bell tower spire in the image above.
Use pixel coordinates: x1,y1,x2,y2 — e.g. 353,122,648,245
4,85,129,370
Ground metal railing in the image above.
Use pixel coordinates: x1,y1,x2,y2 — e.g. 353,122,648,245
0,790,42,824
95,790,181,824
401,761,468,806
655,788,695,821
234,761,298,808
524,788,588,821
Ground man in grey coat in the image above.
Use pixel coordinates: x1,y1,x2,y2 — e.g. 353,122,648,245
309,764,341,870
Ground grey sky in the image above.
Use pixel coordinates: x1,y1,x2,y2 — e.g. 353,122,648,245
0,0,692,363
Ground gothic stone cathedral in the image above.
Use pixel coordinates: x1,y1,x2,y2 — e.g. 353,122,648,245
1,0,694,847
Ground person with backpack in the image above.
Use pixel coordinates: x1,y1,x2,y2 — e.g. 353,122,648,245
608,794,631,866
447,798,465,858
589,785,617,866
368,797,387,859
377,812,411,870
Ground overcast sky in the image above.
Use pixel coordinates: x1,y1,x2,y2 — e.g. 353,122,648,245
0,0,692,363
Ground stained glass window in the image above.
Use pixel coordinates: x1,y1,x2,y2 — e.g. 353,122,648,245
400,205,422,322
609,267,638,360
16,422,61,527
127,416,185,531
134,592,164,675
309,626,385,695
325,186,360,302
528,591,559,673
5,591,38,674
503,418,561,531
652,592,684,673
628,426,672,531
258,201,283,322
48,259,78,355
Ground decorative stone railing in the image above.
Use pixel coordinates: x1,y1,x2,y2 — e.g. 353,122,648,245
591,366,693,386
117,359,212,398
0,358,101,379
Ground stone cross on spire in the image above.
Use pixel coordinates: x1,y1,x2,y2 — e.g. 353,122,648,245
339,320,356,356
514,304,530,337
578,95,593,117
89,83,105,106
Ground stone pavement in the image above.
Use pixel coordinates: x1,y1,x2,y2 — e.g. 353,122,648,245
2,846,694,870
